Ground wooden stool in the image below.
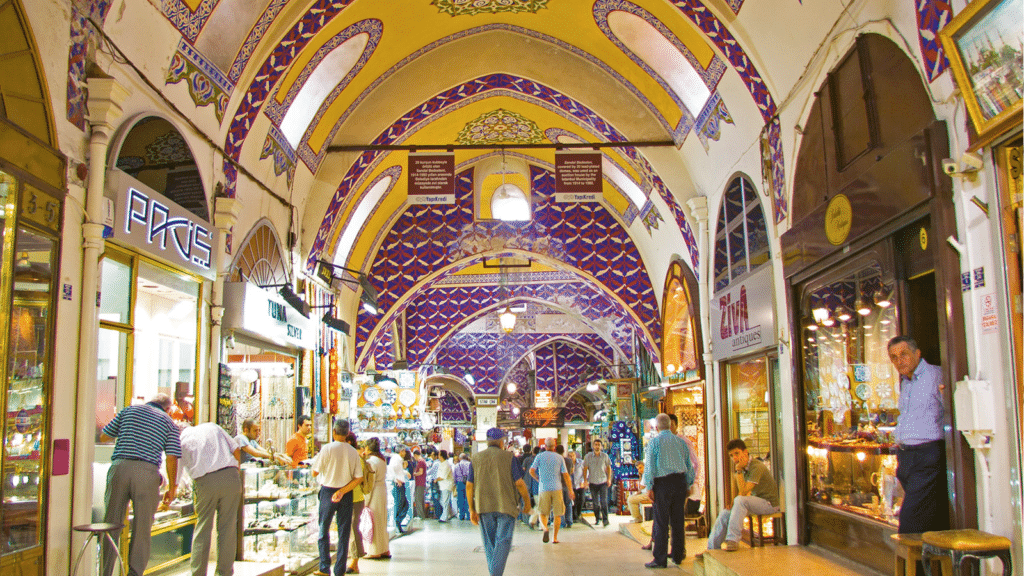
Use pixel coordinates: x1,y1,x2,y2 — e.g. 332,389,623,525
685,512,707,538
72,523,125,576
892,533,938,576
920,529,1013,576
744,512,786,546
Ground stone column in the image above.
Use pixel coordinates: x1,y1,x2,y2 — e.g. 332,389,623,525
71,76,129,570
206,195,241,422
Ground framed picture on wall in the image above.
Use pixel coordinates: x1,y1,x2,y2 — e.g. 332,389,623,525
938,0,1023,145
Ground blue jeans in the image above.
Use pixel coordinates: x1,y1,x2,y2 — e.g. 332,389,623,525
391,482,409,531
589,482,609,522
318,487,353,576
456,481,469,520
478,512,516,576
708,495,777,549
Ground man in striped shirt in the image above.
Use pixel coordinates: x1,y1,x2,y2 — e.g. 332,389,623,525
99,393,182,576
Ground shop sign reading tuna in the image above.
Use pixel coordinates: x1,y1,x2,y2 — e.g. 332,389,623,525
710,265,777,360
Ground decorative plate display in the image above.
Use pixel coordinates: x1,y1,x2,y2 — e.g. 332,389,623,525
380,403,395,417
363,387,380,403
853,364,871,383
876,382,893,399
359,418,369,429
398,371,415,389
383,389,398,404
399,389,417,407
855,383,872,400
837,372,850,389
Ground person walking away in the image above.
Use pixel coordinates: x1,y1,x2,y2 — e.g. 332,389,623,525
436,450,455,522
583,439,613,526
99,393,182,576
412,449,428,520
387,447,410,532
285,415,312,467
706,438,778,552
641,413,695,568
310,419,363,576
519,446,539,525
363,438,391,559
568,450,585,522
529,438,573,543
453,453,472,520
179,422,241,576
468,428,533,576
427,451,441,518
556,445,573,529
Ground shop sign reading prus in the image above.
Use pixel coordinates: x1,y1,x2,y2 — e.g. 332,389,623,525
555,151,602,202
408,153,455,205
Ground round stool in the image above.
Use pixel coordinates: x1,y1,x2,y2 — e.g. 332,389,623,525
920,529,1013,576
72,523,125,576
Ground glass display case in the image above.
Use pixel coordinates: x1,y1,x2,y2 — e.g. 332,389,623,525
241,465,318,573
799,256,902,527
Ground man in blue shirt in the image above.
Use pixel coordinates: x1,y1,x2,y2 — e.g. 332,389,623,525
99,394,182,576
889,335,950,534
530,439,573,543
641,413,694,568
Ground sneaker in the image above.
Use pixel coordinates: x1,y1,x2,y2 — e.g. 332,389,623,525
722,540,740,551
542,530,550,543
644,561,667,569
603,519,610,527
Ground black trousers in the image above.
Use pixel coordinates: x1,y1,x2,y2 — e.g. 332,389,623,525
651,472,687,565
896,440,950,534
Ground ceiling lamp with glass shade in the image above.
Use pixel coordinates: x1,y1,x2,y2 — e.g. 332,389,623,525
499,305,517,333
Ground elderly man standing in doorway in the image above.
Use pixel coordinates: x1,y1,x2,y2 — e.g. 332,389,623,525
468,428,532,576
888,335,950,534
99,393,182,576
179,422,242,576
707,438,778,552
641,413,694,568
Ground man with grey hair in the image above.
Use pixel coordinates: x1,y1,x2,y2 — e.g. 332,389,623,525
641,413,693,568
468,428,532,576
99,393,182,576
311,419,363,576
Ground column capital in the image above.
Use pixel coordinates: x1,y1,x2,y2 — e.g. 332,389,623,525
214,196,243,231
86,77,130,134
686,196,708,224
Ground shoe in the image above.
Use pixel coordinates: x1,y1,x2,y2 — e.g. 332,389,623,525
722,540,739,551
314,572,330,576
644,561,668,569
603,519,609,527
542,530,550,543
346,567,358,574
641,543,652,550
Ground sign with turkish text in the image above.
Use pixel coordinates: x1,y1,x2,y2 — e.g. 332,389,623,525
534,389,553,408
555,151,602,202
710,265,777,360
104,170,217,279
520,407,564,428
221,282,314,350
408,153,455,204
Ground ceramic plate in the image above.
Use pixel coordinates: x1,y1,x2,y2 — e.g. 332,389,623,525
381,403,394,416
853,364,871,382
855,383,871,400
383,389,398,404
363,387,380,403
399,389,416,406
398,371,415,388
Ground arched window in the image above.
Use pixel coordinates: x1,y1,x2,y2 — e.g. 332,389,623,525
491,183,531,221
713,176,768,292
662,260,700,379
229,220,288,286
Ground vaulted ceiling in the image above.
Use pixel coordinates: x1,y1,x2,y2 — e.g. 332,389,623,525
56,0,865,405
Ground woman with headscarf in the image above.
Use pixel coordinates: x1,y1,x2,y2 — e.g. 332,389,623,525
363,438,391,559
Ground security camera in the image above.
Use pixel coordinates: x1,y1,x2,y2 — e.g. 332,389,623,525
942,158,958,175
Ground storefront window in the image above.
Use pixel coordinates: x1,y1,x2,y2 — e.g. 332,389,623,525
800,258,901,525
99,256,133,324
96,328,129,443
726,359,772,461
2,225,57,553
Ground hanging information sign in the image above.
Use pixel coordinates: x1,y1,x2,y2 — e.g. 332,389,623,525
408,152,455,204
555,151,602,202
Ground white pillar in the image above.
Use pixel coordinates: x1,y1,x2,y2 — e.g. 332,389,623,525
475,396,499,452
687,197,721,513
71,77,129,575
206,195,241,423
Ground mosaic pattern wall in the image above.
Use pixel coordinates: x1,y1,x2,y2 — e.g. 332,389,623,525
533,341,608,397
355,166,661,369
434,332,612,395
564,395,588,422
440,392,472,423
915,0,952,82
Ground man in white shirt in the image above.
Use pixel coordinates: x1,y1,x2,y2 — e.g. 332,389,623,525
436,450,455,522
179,423,241,576
311,419,363,576
386,447,410,532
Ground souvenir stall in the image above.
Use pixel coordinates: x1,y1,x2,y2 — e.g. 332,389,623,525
354,370,427,448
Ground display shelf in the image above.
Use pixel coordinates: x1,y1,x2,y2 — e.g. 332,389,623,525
241,466,317,572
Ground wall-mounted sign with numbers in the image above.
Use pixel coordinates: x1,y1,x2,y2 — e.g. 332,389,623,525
19,183,62,236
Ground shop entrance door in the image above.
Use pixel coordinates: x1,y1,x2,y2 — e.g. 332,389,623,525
724,355,784,500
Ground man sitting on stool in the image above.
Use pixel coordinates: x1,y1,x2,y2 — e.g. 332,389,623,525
707,439,778,551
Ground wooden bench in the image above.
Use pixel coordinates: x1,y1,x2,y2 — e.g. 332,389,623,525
743,511,786,546
892,533,939,576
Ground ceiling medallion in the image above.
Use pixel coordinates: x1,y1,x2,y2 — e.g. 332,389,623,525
432,0,550,17
457,108,545,145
